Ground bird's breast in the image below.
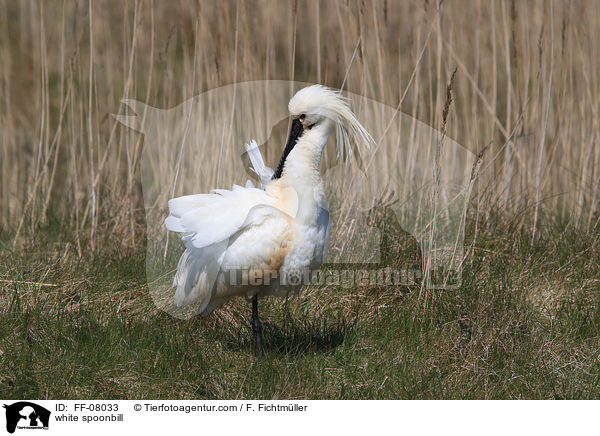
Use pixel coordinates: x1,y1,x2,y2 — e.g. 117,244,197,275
281,208,330,276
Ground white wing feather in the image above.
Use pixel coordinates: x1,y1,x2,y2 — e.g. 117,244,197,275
165,184,272,249
198,204,295,315
244,139,273,189
172,240,227,311
165,179,297,312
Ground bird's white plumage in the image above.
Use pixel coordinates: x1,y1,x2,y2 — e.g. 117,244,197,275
166,185,281,249
244,139,274,188
165,85,372,316
287,84,373,162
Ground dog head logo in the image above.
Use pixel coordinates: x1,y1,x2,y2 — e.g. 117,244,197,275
3,402,50,433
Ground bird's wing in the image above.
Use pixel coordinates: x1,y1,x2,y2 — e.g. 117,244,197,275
166,182,298,312
196,204,297,315
171,203,295,313
165,184,278,249
220,203,295,272
172,240,227,310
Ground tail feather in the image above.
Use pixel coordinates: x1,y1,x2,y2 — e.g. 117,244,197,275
173,241,227,311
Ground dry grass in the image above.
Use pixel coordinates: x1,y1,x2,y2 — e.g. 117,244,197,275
2,1,600,243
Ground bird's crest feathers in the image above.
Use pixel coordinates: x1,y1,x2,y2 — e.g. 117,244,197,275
288,84,374,162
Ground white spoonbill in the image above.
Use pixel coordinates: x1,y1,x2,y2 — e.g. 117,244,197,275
165,85,373,355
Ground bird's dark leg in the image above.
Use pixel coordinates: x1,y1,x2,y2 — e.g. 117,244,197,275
252,295,265,357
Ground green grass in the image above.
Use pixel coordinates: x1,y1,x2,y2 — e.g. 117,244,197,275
1,215,600,399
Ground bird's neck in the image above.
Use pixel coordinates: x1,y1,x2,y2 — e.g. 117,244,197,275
281,126,330,187
281,147,321,182
279,126,331,223
281,122,331,183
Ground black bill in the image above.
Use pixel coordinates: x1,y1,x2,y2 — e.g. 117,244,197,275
272,117,304,179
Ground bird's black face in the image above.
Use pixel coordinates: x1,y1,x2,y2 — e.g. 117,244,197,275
272,116,305,179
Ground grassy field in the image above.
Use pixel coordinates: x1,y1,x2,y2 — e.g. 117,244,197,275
1,212,600,399
2,0,600,399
